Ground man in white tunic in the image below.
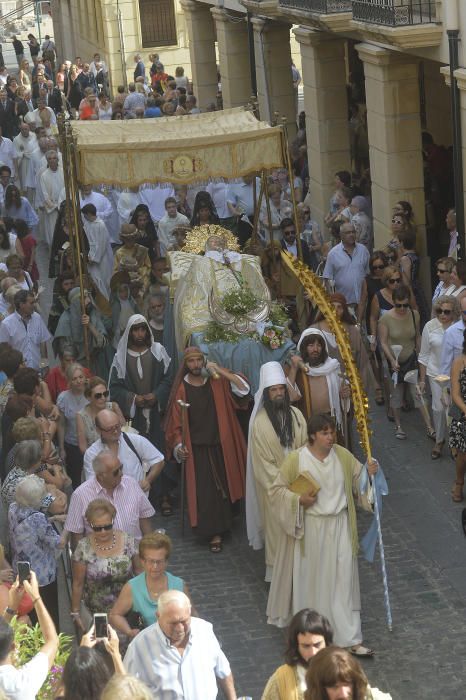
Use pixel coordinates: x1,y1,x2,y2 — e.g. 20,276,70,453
246,361,307,582
35,150,64,246
139,183,175,223
266,413,377,656
157,196,190,255
13,122,38,202
81,203,114,301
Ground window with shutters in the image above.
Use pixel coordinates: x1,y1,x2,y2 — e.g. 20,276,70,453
138,0,177,48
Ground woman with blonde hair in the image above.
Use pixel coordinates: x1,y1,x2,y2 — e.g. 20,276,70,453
101,675,153,700
18,59,31,89
70,499,139,633
76,375,124,453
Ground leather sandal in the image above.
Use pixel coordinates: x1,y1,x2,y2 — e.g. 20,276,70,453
452,482,464,502
431,442,444,460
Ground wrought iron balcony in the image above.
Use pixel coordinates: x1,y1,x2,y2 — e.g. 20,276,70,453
352,0,436,27
279,0,352,12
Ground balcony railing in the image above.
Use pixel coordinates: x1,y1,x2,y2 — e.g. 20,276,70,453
279,0,352,12
352,0,436,26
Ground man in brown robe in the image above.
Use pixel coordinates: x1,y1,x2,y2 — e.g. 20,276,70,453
165,347,249,552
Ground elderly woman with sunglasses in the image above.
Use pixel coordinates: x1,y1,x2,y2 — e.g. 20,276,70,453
77,376,125,454
418,295,459,459
432,257,456,306
70,498,140,633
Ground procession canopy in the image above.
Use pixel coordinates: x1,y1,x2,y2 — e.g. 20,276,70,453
69,107,284,187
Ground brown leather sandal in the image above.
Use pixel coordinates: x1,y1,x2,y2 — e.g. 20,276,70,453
452,482,464,502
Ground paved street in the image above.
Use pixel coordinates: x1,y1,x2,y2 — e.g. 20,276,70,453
157,404,466,700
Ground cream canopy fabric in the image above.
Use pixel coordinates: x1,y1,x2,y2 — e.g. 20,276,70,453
70,107,285,187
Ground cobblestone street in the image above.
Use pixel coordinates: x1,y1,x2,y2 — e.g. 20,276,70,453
159,404,466,700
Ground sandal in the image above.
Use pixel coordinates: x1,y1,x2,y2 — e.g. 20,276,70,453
431,441,444,460
349,645,375,658
160,498,173,517
426,428,436,441
375,389,385,406
395,427,407,440
452,482,464,503
209,537,223,553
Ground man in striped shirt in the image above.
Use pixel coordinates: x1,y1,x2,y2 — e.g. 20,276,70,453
124,590,237,700
64,450,154,549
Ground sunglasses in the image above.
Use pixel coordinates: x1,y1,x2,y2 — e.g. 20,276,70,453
93,390,109,399
100,424,120,433
395,303,410,308
436,268,448,273
372,264,385,270
90,522,113,532
437,309,452,315
388,278,401,284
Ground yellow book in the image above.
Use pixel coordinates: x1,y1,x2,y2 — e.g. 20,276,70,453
289,471,320,497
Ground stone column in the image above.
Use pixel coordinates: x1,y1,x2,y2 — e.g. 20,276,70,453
180,0,218,109
451,68,466,245
293,27,351,230
211,8,252,110
356,43,426,253
251,17,296,138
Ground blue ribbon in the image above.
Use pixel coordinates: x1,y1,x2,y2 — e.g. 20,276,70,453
360,462,389,563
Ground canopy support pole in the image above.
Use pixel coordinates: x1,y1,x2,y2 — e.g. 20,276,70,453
57,115,91,368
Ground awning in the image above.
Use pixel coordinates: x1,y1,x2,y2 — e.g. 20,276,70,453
69,107,285,187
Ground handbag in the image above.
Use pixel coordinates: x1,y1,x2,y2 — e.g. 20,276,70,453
398,309,419,382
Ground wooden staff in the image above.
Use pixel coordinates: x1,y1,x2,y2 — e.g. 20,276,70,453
251,176,264,245
281,119,303,261
177,399,190,537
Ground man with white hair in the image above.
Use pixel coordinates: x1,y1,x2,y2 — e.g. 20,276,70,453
246,360,307,581
13,122,38,202
65,449,154,549
35,150,64,246
124,590,237,700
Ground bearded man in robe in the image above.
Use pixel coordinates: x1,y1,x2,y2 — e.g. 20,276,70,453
286,328,350,430
246,361,307,581
165,346,249,553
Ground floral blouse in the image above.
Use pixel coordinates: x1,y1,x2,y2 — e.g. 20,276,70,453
9,504,61,586
73,532,137,614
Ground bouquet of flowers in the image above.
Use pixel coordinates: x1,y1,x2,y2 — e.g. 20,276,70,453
11,618,73,699
261,326,286,350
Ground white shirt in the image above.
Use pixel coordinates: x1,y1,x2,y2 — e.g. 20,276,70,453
418,318,446,378
440,319,466,376
124,617,231,699
227,180,256,216
83,433,164,483
0,311,50,369
0,137,16,176
0,652,49,700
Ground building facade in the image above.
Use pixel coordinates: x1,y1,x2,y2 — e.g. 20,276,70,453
50,0,192,92
184,0,465,293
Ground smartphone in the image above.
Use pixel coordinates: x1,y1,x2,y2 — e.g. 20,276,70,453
94,613,108,640
17,561,31,584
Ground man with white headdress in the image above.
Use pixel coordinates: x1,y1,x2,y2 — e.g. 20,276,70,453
286,328,350,430
109,314,172,449
246,361,307,581
35,150,64,246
